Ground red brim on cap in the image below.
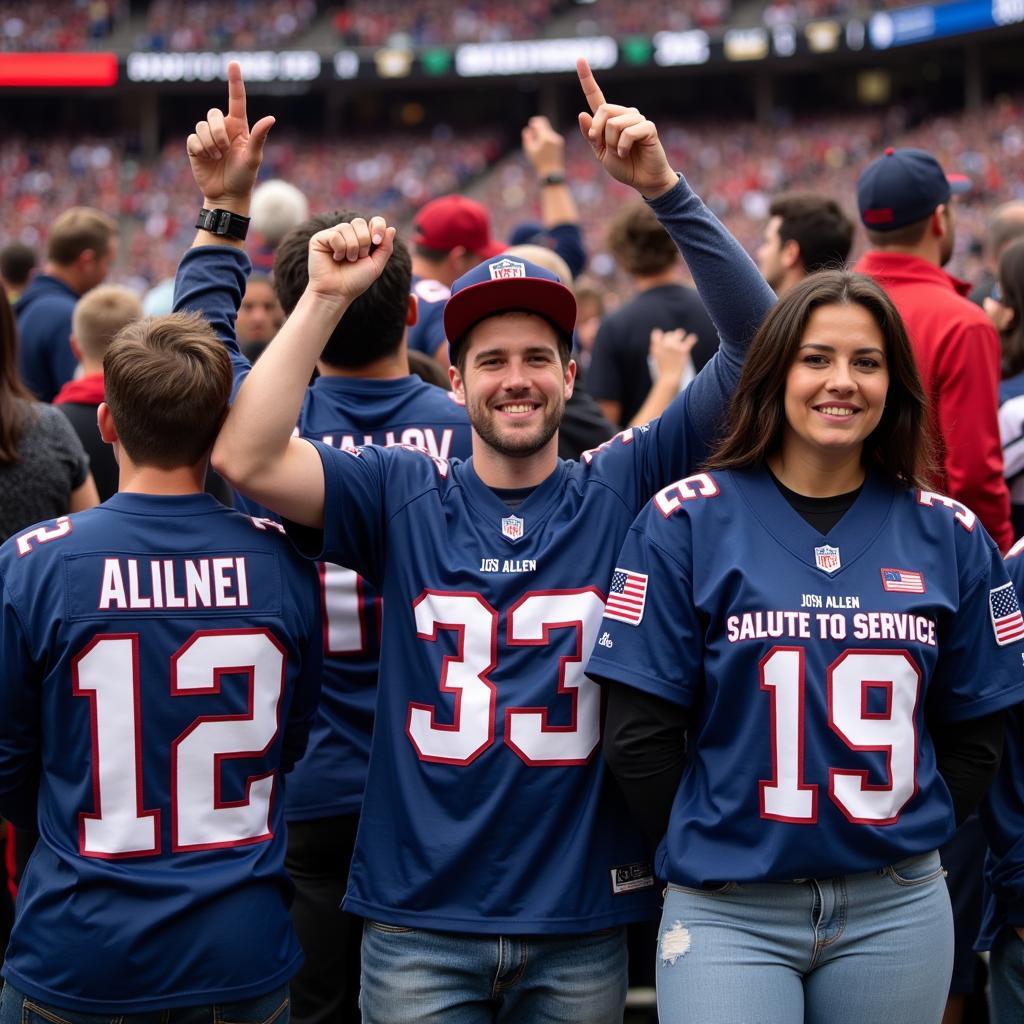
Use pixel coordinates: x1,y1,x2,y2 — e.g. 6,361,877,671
443,277,577,347
947,173,972,195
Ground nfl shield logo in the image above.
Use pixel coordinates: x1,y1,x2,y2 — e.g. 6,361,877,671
814,544,841,574
501,514,524,542
489,258,527,281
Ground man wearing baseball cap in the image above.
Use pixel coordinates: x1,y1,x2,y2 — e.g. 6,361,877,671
854,147,1012,552
855,146,1012,1024
407,194,506,364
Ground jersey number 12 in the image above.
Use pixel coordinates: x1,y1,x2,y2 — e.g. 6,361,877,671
73,629,285,858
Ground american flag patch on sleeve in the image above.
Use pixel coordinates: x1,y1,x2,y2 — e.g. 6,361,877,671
990,582,1024,646
880,568,925,593
605,568,649,626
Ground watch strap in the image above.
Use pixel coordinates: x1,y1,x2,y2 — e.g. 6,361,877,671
195,207,251,240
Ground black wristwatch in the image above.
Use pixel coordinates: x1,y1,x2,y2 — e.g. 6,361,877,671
540,172,566,187
195,207,251,241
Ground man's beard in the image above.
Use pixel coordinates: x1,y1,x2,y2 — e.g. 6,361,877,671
469,397,563,459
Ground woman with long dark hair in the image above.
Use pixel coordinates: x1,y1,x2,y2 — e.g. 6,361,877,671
588,270,1024,1024
0,287,98,542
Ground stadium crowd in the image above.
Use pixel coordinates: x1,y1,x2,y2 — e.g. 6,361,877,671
5,42,1024,1024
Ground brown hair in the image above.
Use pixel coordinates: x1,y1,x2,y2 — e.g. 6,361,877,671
103,312,232,468
707,270,934,488
0,288,35,463
769,193,854,274
865,215,930,250
606,201,679,277
72,285,143,363
997,238,1024,379
47,207,117,266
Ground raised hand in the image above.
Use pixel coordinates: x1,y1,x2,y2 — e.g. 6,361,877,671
522,115,566,178
576,58,677,200
307,217,397,307
186,60,275,211
649,328,697,384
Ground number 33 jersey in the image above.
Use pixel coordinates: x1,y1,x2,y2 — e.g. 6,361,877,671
0,493,323,1012
293,416,702,934
587,467,1024,887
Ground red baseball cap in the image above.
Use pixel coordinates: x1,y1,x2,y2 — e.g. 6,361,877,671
413,195,506,259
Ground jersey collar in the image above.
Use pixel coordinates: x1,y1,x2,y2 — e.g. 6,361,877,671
731,466,896,577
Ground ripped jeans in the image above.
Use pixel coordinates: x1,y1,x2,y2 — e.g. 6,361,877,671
655,850,953,1024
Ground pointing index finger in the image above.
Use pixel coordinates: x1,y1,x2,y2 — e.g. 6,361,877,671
576,57,606,114
226,60,247,124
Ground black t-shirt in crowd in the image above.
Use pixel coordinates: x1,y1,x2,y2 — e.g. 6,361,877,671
588,283,719,427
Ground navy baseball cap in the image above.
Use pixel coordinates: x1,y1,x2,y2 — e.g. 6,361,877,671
857,147,971,231
443,254,577,361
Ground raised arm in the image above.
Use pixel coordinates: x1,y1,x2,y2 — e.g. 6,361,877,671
174,61,276,393
211,216,397,528
577,59,776,443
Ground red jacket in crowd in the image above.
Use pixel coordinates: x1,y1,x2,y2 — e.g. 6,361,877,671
855,250,1013,552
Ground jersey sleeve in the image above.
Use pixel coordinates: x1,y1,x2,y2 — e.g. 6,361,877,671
0,568,41,829
929,542,1024,721
585,506,703,708
174,245,252,400
280,560,325,775
647,175,776,452
283,440,388,586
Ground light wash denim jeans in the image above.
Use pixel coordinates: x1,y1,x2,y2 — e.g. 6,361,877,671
359,921,628,1024
656,850,953,1024
990,926,1024,1024
0,983,289,1024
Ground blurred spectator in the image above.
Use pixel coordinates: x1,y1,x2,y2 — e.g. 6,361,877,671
139,0,314,50
588,201,718,428
0,243,37,304
250,179,310,273
332,0,560,47
408,194,504,362
53,284,142,501
510,116,586,279
989,239,1024,536
572,281,604,374
756,192,854,295
855,146,1012,552
406,348,451,389
0,0,118,51
14,207,117,402
971,199,1024,307
0,287,98,541
236,274,285,364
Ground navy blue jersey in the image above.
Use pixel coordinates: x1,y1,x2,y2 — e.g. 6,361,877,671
407,274,450,357
180,176,777,933
979,537,1024,950
0,493,323,1012
587,468,1024,888
175,251,473,820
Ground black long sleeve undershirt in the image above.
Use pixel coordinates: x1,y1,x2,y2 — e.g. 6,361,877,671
602,681,1004,847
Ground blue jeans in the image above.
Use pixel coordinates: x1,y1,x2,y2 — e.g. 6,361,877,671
990,926,1024,1023
656,850,953,1024
359,921,627,1023
0,983,289,1024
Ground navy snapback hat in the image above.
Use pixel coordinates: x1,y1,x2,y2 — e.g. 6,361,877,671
857,147,971,231
443,254,577,361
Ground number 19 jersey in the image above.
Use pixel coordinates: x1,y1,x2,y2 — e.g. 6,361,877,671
0,494,323,1012
586,468,1024,887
